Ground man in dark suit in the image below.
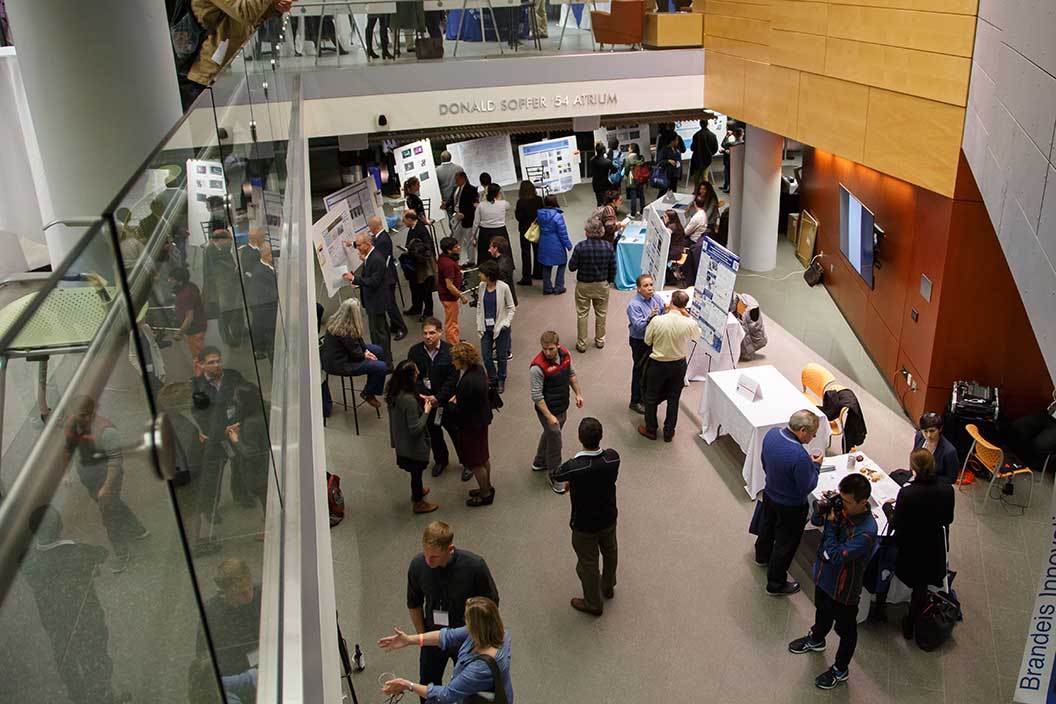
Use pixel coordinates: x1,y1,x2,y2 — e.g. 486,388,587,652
192,347,250,515
344,231,394,364
406,317,461,476
239,228,279,361
451,170,478,266
367,215,408,340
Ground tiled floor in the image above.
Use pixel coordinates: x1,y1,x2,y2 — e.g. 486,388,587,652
328,182,1049,703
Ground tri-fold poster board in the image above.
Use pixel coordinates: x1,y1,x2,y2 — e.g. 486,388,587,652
448,134,519,188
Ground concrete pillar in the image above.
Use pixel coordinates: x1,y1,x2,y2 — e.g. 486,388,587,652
6,0,182,270
738,125,783,272
726,142,745,255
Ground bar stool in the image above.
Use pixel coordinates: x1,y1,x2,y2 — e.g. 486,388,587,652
325,372,381,435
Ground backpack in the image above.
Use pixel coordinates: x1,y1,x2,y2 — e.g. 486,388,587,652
168,0,207,76
326,472,345,527
633,162,652,186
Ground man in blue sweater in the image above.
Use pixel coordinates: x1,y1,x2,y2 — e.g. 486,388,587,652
788,473,877,690
754,410,823,596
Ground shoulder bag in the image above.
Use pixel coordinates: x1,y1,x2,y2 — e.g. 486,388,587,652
914,526,961,650
465,654,510,704
649,165,669,190
524,220,540,244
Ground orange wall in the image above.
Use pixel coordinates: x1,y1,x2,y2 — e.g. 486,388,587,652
800,147,1054,420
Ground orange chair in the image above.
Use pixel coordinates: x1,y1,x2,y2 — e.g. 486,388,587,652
800,363,846,448
591,0,645,49
959,423,1034,509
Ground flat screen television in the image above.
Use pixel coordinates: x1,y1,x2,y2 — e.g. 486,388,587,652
839,184,876,289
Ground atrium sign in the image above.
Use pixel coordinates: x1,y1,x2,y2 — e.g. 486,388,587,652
438,93,618,116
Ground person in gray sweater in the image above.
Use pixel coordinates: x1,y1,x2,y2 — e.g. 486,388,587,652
386,360,439,514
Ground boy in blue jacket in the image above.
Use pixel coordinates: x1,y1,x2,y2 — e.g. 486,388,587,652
788,473,877,690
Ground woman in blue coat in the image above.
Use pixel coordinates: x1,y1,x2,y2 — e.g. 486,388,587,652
536,195,573,295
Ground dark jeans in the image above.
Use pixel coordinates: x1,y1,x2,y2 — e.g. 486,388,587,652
541,264,566,293
534,408,566,474
409,276,435,316
643,358,687,436
629,337,650,404
399,456,428,501
812,586,859,672
337,342,389,396
217,309,245,346
594,190,606,206
249,302,277,361
626,186,642,216
572,523,618,610
367,310,392,365
420,645,458,692
518,233,539,280
480,327,511,382
754,492,809,591
77,465,146,558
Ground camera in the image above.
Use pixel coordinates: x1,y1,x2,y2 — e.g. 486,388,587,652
814,490,842,517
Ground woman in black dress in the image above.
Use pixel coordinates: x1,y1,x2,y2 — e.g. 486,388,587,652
404,176,430,226
450,342,495,507
514,180,543,285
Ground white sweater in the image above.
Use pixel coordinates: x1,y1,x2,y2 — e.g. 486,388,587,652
476,280,516,335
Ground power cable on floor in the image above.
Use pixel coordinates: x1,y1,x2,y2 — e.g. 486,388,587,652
735,255,823,282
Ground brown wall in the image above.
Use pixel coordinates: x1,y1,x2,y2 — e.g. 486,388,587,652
800,147,1054,420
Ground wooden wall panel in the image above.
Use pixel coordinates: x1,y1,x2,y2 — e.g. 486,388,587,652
704,14,771,45
826,5,976,57
742,62,801,137
770,0,829,33
704,34,771,62
795,73,868,162
825,0,977,14
824,37,971,106
705,0,772,20
703,50,746,118
862,89,965,197
769,29,827,73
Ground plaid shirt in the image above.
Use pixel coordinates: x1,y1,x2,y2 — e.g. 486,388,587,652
568,238,616,283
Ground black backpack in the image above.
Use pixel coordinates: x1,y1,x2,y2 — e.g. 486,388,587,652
168,0,207,75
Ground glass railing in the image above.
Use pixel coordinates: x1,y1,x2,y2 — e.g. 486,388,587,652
0,28,332,704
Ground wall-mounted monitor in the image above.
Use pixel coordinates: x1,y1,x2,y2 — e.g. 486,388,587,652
839,184,876,289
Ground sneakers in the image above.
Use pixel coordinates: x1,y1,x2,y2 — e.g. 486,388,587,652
531,462,548,472
628,401,645,414
575,342,588,353
788,633,826,654
595,339,605,349
814,666,848,690
551,479,567,494
765,580,801,596
507,349,513,361
413,500,439,514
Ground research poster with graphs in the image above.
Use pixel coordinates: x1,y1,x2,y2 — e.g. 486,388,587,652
186,159,228,246
448,135,519,188
323,177,386,243
311,201,356,297
518,137,577,195
641,207,671,289
691,237,740,354
394,139,443,221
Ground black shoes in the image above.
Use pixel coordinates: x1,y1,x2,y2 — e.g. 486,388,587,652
461,466,473,481
393,329,407,341
431,462,447,478
466,487,495,507
766,580,801,596
517,278,533,286
629,401,645,414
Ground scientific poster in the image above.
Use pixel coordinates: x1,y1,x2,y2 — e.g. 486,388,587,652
676,114,727,163
593,123,651,158
323,177,385,242
641,207,671,288
186,159,228,246
393,139,443,221
518,137,577,195
311,202,356,297
690,236,740,353
448,134,518,188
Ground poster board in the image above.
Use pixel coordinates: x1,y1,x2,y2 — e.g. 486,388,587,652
641,207,672,288
311,202,356,297
690,236,740,354
186,159,228,246
448,134,519,188
796,210,818,266
593,123,651,158
324,177,386,241
518,136,577,195
394,139,442,221
676,114,727,163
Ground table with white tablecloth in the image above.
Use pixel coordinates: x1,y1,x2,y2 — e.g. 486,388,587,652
809,453,901,537
699,364,830,497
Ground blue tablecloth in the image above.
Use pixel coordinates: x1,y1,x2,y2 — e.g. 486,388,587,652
446,6,531,41
615,222,646,290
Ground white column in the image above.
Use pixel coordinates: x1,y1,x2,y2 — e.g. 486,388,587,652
738,124,783,272
6,0,182,270
726,142,745,255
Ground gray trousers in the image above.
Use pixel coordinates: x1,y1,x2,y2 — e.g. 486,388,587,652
572,523,618,610
533,408,566,473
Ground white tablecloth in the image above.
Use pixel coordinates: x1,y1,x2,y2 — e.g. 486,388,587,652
809,453,901,538
699,364,830,497
654,290,745,377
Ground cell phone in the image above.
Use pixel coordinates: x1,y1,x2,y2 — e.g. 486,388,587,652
819,464,836,473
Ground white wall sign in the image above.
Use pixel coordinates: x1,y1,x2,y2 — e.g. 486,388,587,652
311,201,355,297
186,158,228,246
641,207,671,288
448,134,519,189
394,138,443,222
518,136,577,195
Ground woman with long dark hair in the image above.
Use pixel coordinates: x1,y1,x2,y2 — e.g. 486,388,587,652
385,360,439,514
515,180,543,285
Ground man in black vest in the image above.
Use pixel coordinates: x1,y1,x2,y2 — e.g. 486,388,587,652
406,317,461,477
550,417,619,616
529,330,584,494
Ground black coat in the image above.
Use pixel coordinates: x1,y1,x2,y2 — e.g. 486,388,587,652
373,229,399,287
453,183,478,229
320,332,370,376
590,154,615,193
690,128,719,173
453,366,492,430
407,340,458,404
515,196,543,236
891,477,954,588
239,245,278,305
821,388,867,452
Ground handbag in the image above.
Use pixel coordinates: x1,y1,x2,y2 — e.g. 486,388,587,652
803,259,824,287
649,165,669,190
914,526,960,650
465,654,509,704
415,34,444,59
524,220,540,244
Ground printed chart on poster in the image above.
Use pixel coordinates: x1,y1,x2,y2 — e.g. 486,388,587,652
323,177,386,243
676,114,727,162
448,135,519,188
641,207,672,288
186,159,228,246
690,236,740,353
518,137,577,195
394,139,443,222
593,123,651,159
311,202,356,297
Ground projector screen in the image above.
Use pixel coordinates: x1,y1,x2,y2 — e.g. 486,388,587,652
839,184,876,289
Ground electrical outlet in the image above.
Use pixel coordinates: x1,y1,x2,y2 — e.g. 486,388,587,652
911,308,918,322
911,380,918,392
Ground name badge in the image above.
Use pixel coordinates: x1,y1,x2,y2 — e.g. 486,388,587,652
424,377,432,390
485,317,495,327
433,610,450,626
